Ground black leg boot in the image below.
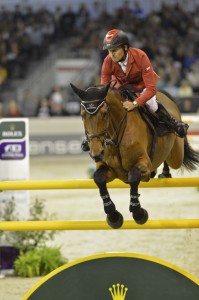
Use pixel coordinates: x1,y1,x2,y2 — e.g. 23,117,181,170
81,137,90,152
156,102,189,138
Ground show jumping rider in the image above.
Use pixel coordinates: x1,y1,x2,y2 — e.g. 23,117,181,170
81,29,188,151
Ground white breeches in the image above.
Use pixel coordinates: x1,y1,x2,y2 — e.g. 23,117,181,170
145,95,158,112
140,89,158,112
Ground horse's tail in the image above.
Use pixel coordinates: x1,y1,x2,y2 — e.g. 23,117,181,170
182,138,199,171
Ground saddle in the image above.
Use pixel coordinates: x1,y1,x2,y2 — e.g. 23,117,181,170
139,105,173,137
120,88,172,135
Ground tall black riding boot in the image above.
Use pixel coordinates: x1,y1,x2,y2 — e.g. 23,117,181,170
156,102,189,138
81,138,90,152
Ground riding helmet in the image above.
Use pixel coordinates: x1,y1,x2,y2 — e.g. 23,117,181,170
103,29,130,50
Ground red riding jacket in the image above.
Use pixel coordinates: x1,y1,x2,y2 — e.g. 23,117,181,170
101,48,159,106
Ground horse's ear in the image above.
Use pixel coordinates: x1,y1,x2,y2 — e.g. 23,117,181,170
102,82,111,98
70,83,87,101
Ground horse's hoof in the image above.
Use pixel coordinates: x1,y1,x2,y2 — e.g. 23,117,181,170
133,208,148,225
106,210,124,229
158,173,172,178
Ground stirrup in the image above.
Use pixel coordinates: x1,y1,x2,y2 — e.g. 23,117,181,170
173,121,189,138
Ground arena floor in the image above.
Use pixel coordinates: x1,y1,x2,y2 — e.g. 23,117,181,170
0,155,199,299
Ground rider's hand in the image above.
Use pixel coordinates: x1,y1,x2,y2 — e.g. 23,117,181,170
122,100,136,111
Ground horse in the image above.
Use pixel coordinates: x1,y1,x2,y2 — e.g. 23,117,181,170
70,82,199,229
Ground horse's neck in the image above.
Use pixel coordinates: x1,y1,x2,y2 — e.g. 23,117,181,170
109,102,125,122
108,90,141,122
108,91,125,118
107,95,127,137
107,95,147,148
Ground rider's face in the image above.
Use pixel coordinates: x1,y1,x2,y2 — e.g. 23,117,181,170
108,46,126,62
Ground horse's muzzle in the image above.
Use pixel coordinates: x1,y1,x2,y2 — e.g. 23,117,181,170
89,150,104,162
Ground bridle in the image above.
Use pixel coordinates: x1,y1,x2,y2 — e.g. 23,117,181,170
81,98,127,148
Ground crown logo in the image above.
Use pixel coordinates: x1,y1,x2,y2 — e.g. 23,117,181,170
109,283,128,300
9,124,15,131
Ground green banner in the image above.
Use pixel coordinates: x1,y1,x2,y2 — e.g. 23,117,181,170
24,253,199,300
0,121,25,140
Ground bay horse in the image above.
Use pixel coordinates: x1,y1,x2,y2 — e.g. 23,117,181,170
71,82,199,229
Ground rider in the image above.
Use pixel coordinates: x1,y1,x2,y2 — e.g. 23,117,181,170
81,29,188,151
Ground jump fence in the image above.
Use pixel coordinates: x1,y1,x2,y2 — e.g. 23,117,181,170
0,177,198,231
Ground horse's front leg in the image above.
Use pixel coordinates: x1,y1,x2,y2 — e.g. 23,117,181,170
93,165,123,229
128,164,149,224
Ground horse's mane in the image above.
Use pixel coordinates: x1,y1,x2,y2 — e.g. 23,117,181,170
93,84,124,106
107,87,124,105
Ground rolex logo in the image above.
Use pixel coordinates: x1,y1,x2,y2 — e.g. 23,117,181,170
109,283,128,300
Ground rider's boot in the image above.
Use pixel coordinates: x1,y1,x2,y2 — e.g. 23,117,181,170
156,102,189,138
81,138,90,152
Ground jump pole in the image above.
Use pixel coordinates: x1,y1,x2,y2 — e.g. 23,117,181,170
1,219,199,231
0,177,199,190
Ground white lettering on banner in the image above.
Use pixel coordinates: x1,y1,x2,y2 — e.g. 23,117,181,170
30,140,82,155
2,131,23,137
4,144,22,153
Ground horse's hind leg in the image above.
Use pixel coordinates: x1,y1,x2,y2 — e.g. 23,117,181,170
158,161,172,178
128,166,148,224
93,165,123,229
150,170,157,178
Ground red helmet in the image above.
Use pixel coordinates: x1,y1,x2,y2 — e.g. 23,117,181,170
103,29,130,50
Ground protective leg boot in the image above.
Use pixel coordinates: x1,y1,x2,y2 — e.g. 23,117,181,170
81,138,90,152
156,103,189,138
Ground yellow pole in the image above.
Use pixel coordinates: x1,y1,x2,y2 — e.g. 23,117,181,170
0,177,198,190
0,219,199,231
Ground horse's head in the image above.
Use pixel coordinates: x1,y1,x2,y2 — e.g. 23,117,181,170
70,82,112,162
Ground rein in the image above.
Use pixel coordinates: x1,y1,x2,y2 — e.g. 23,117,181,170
105,109,127,147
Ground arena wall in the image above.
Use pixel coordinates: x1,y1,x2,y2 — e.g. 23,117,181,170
29,115,199,156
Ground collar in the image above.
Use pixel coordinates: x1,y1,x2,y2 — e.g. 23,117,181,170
118,53,128,68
